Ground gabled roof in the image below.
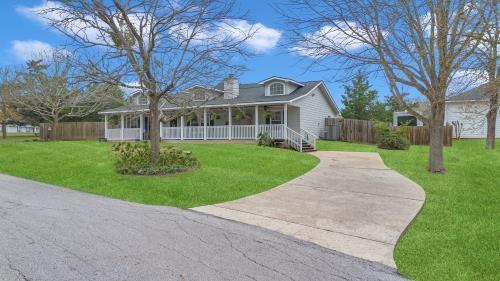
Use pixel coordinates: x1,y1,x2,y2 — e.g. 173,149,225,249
258,76,305,87
448,84,491,102
99,78,340,114
184,84,224,93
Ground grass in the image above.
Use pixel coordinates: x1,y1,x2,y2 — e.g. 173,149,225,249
0,141,318,208
317,140,499,281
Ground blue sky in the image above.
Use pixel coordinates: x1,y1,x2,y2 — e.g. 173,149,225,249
0,0,393,107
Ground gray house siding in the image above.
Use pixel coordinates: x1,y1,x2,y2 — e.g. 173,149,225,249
293,87,338,136
287,106,300,132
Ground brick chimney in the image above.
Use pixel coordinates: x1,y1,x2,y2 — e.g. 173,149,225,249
223,74,239,99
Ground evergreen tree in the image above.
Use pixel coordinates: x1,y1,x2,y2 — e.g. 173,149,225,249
341,73,383,121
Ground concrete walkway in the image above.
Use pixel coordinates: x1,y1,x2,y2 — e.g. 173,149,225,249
0,174,406,281
193,151,425,268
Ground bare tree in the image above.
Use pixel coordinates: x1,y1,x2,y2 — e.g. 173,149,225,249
281,0,489,172
10,51,111,140
0,68,23,139
41,0,253,163
477,0,498,149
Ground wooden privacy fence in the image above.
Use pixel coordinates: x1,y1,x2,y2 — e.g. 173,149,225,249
40,122,105,140
324,118,453,146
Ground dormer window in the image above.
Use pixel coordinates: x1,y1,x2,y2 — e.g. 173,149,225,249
193,92,206,101
137,94,148,105
269,83,285,96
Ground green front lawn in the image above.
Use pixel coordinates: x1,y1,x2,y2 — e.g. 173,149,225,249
318,140,499,281
0,141,318,208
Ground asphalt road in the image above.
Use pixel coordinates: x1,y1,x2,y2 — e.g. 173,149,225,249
0,174,407,281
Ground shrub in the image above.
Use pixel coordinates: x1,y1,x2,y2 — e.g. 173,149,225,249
374,122,410,150
112,142,199,175
257,132,275,147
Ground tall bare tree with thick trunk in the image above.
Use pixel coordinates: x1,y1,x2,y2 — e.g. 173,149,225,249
41,0,253,164
281,0,489,172
477,0,499,149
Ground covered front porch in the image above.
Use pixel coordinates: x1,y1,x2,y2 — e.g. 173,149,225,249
104,104,299,142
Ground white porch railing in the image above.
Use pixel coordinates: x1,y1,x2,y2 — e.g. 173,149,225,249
124,128,141,140
106,128,122,140
184,126,204,139
162,127,181,139
232,125,256,139
258,124,285,139
300,129,318,149
107,124,316,152
287,127,303,152
207,126,229,139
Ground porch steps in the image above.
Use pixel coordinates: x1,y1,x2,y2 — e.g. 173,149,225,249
274,139,317,153
301,141,317,152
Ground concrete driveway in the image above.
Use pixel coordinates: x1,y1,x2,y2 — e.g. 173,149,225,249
194,151,425,268
0,174,406,281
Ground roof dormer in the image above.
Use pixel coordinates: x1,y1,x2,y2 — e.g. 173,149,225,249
259,76,304,96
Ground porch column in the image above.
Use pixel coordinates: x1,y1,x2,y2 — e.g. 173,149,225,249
284,103,288,139
120,114,124,140
203,108,207,140
104,114,108,139
159,113,163,140
180,115,184,140
228,107,232,140
254,105,259,139
139,113,144,141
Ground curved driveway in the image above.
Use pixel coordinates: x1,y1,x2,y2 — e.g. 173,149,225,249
194,152,425,268
0,174,405,281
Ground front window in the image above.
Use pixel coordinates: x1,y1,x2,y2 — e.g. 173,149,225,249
266,111,283,124
193,92,206,101
137,95,148,105
269,83,284,96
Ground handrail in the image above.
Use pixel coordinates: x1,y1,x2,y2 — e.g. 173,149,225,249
300,129,318,149
286,127,303,152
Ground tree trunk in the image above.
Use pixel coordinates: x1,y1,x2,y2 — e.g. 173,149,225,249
51,119,59,141
485,67,498,149
485,96,498,149
428,100,446,172
149,96,161,165
1,122,6,139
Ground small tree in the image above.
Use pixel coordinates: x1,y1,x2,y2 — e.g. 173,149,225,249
11,51,112,140
341,72,379,120
0,68,23,139
341,72,391,122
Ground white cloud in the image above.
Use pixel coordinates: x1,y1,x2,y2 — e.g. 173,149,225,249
10,40,55,61
18,2,281,54
222,20,282,53
16,1,60,25
293,22,373,58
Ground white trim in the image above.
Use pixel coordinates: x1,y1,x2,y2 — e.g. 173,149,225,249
258,76,304,87
98,101,292,114
289,82,340,115
228,107,232,140
254,105,259,139
268,82,286,96
184,84,224,93
120,114,124,140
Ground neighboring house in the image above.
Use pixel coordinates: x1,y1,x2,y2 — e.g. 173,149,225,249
393,111,424,126
393,84,499,138
6,124,39,134
445,84,499,138
100,76,340,151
